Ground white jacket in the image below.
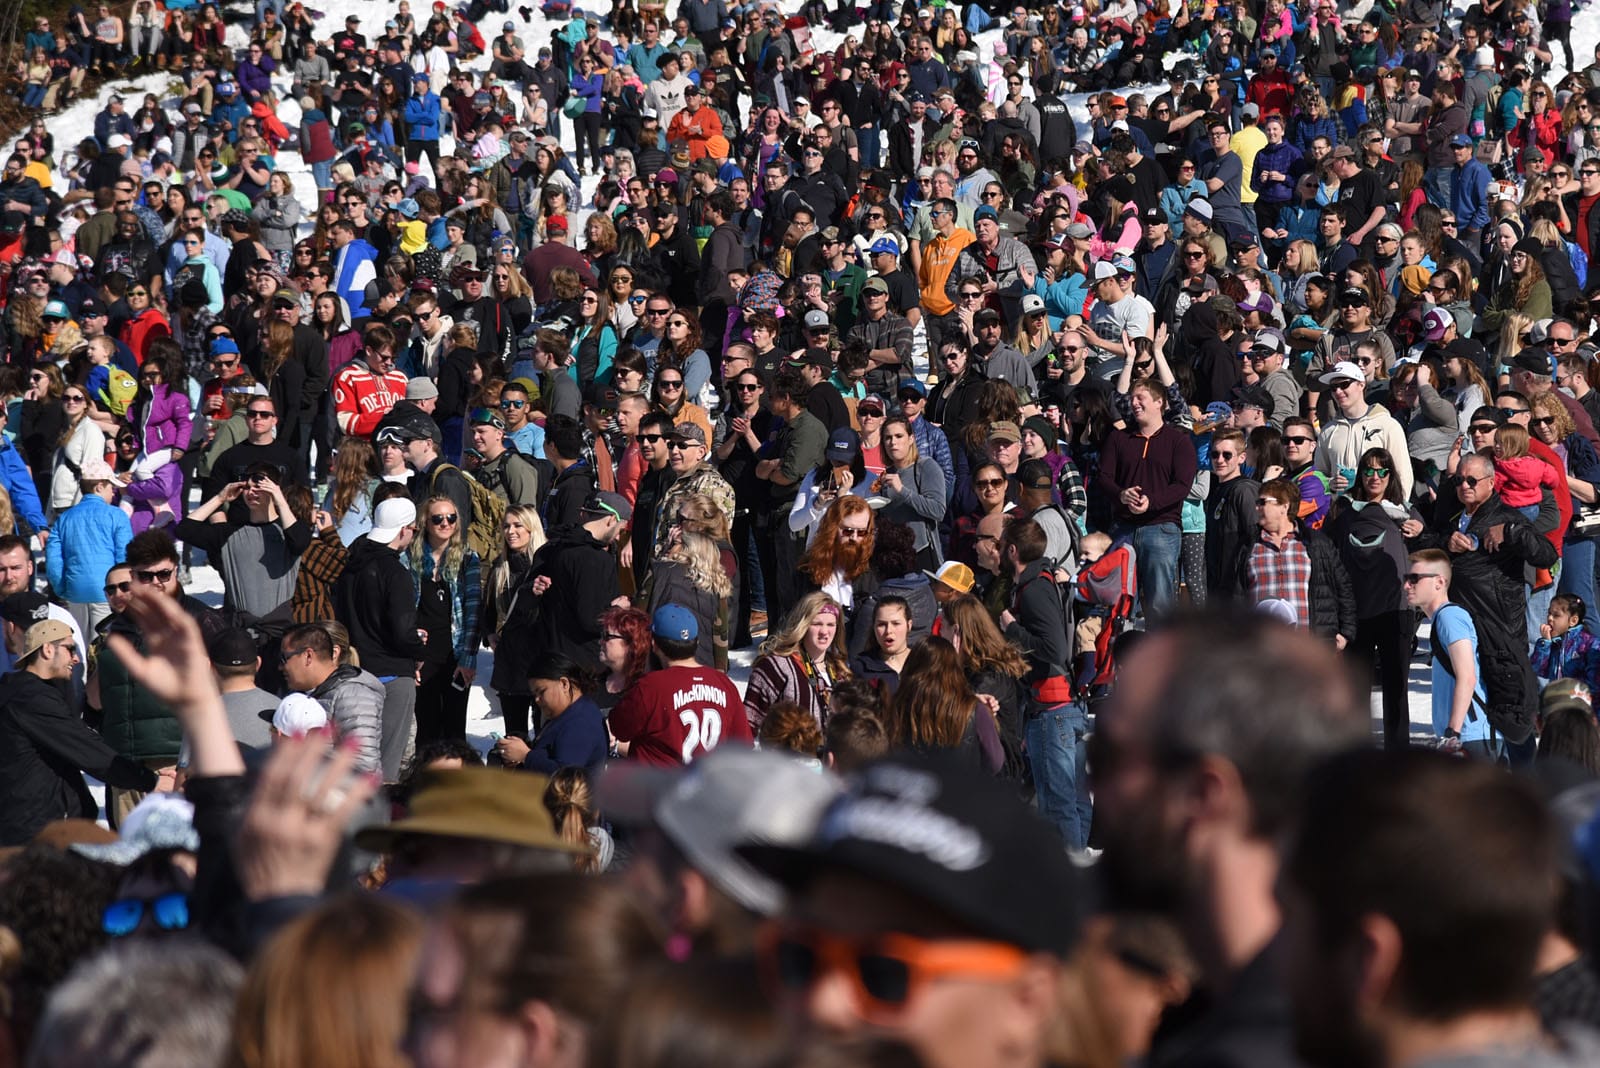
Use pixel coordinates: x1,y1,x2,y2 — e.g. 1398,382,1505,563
1314,402,1414,501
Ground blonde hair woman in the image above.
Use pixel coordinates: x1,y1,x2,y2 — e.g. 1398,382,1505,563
50,380,106,517
644,527,732,670
409,494,483,747
483,504,548,740
743,591,852,733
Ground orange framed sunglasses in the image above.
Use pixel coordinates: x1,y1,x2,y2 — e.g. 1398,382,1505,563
759,924,1028,1021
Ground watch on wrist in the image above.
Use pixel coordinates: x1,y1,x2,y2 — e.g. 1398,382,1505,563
1444,727,1461,740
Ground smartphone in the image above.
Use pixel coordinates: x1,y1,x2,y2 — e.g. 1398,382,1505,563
451,672,468,692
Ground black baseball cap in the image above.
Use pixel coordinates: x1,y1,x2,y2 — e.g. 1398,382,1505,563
0,591,50,626
741,752,1085,955
208,627,259,667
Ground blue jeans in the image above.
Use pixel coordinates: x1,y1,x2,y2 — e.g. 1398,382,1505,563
1528,558,1560,649
1560,536,1597,633
1126,521,1182,623
1424,165,1453,210
1026,701,1091,850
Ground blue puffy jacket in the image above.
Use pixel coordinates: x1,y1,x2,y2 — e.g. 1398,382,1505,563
404,91,442,142
46,495,133,605
1251,140,1303,204
1291,114,1341,158
0,438,46,534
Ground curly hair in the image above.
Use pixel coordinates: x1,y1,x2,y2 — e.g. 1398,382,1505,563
758,702,826,758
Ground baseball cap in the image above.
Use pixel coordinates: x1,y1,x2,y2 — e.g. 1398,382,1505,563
653,749,844,915
272,693,330,736
857,394,888,416
862,277,889,295
1512,348,1554,377
43,300,70,320
72,794,199,865
406,377,440,402
897,379,928,400
21,619,74,661
670,422,708,448
581,490,633,523
652,603,699,642
1544,678,1594,718
803,309,830,331
546,214,569,234
1252,331,1287,355
583,381,620,411
869,237,901,257
1234,384,1272,412
825,427,860,464
1185,199,1214,222
1339,286,1370,306
207,627,258,667
1091,261,1119,282
367,499,418,542
1142,204,1167,224
1064,221,1094,240
0,591,50,627
740,751,1085,955
1422,308,1453,342
987,420,1022,444
1238,291,1274,315
271,287,301,307
925,560,976,592
78,458,115,483
1021,293,1046,316
1450,133,1474,148
1319,360,1366,386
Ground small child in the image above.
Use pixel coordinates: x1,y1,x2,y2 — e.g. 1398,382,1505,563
1494,423,1560,590
1492,424,1560,518
1532,594,1600,686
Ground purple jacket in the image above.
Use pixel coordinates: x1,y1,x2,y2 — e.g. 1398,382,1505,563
237,55,276,98
121,463,183,533
131,384,194,455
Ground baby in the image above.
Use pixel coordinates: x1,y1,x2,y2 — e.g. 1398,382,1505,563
1492,424,1559,520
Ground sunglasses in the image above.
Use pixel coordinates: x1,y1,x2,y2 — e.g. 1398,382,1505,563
133,566,176,585
1401,572,1442,584
657,380,684,390
1361,466,1391,478
1457,474,1491,488
103,893,190,938
762,927,1025,1021
103,581,133,595
429,513,459,525
636,432,664,443
1532,416,1557,427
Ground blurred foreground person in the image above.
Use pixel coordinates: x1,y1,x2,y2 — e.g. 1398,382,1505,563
743,752,1100,1068
1285,749,1600,1068
1093,611,1368,1068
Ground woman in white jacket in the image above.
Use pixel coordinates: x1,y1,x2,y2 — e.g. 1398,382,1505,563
51,384,107,519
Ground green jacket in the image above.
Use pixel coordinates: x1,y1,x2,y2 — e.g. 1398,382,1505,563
98,595,228,763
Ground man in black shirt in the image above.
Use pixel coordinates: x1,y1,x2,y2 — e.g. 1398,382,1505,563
793,348,851,432
1330,143,1386,260
204,392,300,505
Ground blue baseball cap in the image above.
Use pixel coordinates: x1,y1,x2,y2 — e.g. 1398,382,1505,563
1449,133,1473,148
869,237,900,256
209,337,241,357
652,604,699,642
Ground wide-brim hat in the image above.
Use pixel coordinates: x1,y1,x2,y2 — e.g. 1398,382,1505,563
355,766,590,855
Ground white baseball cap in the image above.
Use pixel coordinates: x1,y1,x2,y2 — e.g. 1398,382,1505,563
367,498,418,542
272,693,329,736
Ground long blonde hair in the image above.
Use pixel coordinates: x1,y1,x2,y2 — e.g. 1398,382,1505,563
544,768,601,875
661,530,731,598
489,504,547,610
760,591,850,677
411,493,468,580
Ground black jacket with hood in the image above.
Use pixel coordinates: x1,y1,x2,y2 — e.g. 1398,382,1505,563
528,523,620,670
333,537,427,677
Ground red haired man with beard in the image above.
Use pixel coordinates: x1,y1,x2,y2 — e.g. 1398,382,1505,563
797,496,878,638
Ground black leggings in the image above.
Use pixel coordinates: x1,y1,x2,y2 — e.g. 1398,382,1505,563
416,658,470,747
572,111,603,169
499,691,534,741
1546,19,1573,71
1349,609,1414,752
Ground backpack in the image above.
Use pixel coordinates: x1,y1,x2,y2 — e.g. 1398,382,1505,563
431,462,507,562
1427,601,1535,745
98,367,138,417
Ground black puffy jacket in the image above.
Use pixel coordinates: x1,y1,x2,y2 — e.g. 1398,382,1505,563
1233,524,1358,644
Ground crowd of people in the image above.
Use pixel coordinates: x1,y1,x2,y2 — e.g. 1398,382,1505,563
5,0,1600,1062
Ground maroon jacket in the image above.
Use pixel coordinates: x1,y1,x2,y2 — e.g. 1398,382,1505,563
1094,421,1199,528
